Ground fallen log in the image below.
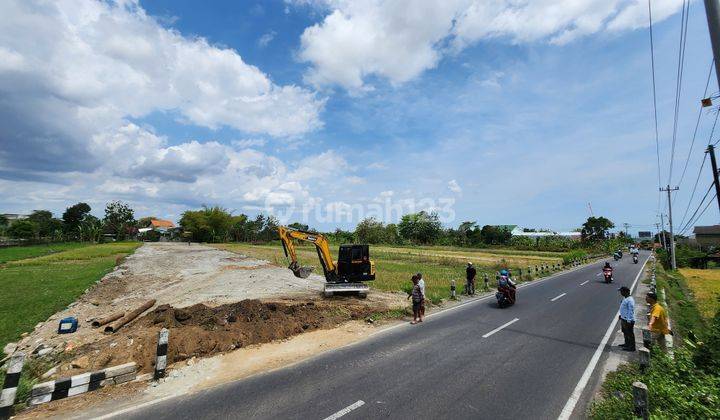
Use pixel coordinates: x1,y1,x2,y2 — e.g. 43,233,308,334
104,300,156,333
91,311,124,328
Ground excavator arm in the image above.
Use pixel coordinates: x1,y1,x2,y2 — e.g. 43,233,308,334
278,226,337,280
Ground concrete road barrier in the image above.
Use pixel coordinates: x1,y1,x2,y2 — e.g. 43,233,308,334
0,352,25,419
30,362,136,406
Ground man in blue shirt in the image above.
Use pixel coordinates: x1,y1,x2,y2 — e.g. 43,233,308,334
618,286,636,351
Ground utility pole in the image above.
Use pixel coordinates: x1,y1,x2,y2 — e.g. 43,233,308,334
655,222,665,250
704,0,720,89
623,223,630,237
659,214,667,250
660,186,680,270
706,145,720,214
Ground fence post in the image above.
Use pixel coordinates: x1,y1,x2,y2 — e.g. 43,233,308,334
638,347,650,372
483,273,489,291
632,381,649,419
154,328,169,380
450,280,456,299
0,352,25,419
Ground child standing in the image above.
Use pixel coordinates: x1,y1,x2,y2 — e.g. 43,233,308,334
407,275,424,324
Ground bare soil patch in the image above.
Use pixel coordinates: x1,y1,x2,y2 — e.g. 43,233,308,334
56,297,401,378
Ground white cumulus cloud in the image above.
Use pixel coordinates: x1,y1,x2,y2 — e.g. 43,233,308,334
0,0,324,179
296,0,684,91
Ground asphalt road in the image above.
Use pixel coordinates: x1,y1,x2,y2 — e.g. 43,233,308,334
120,252,649,420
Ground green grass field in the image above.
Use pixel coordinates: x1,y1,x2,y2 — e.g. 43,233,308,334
0,242,141,351
213,242,566,303
0,243,87,264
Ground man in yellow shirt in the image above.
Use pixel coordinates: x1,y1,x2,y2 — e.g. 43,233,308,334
646,292,670,351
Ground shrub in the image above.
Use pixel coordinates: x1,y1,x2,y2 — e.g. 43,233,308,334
562,249,587,264
590,347,720,418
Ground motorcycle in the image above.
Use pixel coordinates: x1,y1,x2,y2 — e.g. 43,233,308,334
603,269,613,283
613,251,622,261
496,286,516,308
633,255,638,264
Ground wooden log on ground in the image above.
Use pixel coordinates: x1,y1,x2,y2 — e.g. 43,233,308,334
91,312,124,328
104,300,156,333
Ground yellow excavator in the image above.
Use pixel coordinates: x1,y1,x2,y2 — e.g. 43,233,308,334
278,226,375,297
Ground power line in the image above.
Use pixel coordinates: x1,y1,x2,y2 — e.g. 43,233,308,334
668,0,691,185
678,154,708,230
678,59,714,187
679,182,714,234
680,191,716,236
648,0,663,209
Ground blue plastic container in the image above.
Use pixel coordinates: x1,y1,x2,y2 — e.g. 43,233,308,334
58,316,78,334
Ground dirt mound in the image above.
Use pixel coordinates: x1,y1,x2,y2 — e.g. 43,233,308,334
56,299,389,378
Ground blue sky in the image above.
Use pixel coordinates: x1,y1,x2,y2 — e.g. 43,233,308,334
0,0,716,235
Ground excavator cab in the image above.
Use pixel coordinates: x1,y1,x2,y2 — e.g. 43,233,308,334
337,245,375,282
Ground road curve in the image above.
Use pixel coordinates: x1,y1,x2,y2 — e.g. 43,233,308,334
114,252,649,420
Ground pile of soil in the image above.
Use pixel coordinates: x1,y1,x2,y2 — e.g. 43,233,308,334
57,299,385,377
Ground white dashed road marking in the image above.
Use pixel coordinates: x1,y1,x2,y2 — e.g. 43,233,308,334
482,318,520,338
323,400,365,420
550,293,567,302
580,280,589,286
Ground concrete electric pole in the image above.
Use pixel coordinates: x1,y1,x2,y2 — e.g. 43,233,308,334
660,186,680,270
706,145,720,214
704,0,720,89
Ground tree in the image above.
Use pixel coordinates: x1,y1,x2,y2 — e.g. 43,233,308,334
136,216,157,228
327,228,354,244
62,202,91,235
288,222,310,231
398,211,442,244
480,225,512,245
103,201,136,240
0,214,8,228
581,216,615,242
179,206,236,242
27,210,62,238
355,217,388,244
8,220,38,239
79,215,102,243
456,221,482,246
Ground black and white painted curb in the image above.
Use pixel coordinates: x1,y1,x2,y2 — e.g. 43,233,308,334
154,328,169,380
30,362,136,406
0,352,25,419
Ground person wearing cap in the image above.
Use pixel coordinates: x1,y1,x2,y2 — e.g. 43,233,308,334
466,262,477,296
618,286,636,351
646,292,670,351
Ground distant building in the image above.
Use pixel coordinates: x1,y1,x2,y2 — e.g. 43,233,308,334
2,213,29,222
139,219,178,241
506,225,581,240
693,225,720,247
149,219,175,231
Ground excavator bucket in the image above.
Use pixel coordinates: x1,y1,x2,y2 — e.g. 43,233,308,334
289,262,314,279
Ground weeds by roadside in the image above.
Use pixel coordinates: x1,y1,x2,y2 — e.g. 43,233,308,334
591,266,720,419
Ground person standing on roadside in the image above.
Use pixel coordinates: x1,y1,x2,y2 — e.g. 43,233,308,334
617,286,636,351
466,262,476,296
646,292,670,351
408,276,423,324
417,273,426,319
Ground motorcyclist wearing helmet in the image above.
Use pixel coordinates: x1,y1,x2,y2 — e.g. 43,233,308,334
497,269,517,303
603,262,613,281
